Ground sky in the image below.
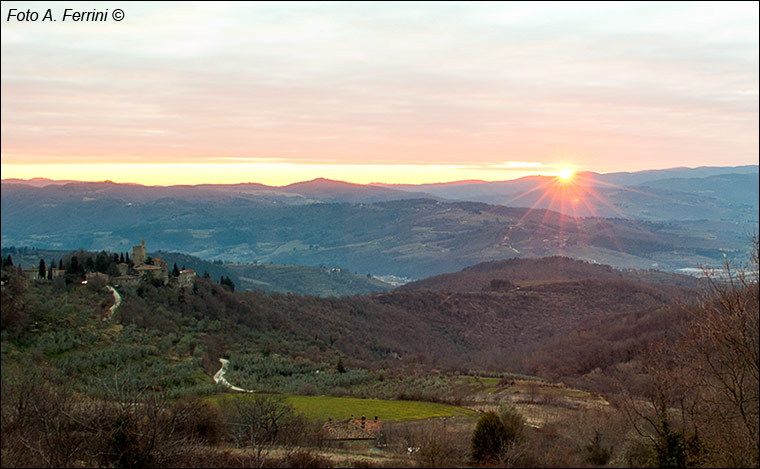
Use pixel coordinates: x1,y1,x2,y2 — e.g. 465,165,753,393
1,1,758,186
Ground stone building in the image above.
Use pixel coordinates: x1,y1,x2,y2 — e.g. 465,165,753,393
132,239,147,266
22,268,40,280
86,272,109,283
113,275,139,287
134,261,168,284
115,263,129,276
321,416,384,441
177,269,196,288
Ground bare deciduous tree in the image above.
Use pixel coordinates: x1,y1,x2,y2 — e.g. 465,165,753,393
218,393,300,466
620,237,759,467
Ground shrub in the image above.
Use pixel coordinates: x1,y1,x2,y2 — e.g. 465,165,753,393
329,386,349,397
471,411,507,462
585,430,612,466
279,449,331,468
299,382,319,396
498,404,526,444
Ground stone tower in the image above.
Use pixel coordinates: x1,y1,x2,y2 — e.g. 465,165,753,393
132,239,147,265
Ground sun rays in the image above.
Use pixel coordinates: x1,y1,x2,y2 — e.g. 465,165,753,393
496,170,669,260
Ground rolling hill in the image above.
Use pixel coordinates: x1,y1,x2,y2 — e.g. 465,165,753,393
107,257,701,381
2,165,755,279
155,250,393,296
400,256,701,293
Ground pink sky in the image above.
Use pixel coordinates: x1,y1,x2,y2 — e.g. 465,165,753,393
1,2,758,185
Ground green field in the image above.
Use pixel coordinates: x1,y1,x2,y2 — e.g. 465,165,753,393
456,376,501,387
288,395,476,421
209,393,476,422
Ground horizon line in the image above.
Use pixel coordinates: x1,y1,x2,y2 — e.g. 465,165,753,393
2,163,758,188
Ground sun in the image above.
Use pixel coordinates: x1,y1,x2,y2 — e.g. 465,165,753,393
558,168,574,180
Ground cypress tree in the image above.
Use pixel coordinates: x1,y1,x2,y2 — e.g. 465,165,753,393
38,259,46,279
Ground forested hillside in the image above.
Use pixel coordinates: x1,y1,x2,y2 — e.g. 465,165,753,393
401,256,701,292
2,244,756,467
2,254,698,386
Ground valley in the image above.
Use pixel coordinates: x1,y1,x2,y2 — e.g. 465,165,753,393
1,166,757,467
3,166,757,280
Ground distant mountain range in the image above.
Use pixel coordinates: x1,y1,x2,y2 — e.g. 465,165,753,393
2,165,756,279
375,165,759,222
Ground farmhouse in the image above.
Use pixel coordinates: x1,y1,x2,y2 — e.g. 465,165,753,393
112,275,139,287
115,263,129,276
20,265,65,281
321,416,384,440
134,263,167,284
176,268,196,288
86,272,109,283
48,267,65,279
22,268,40,280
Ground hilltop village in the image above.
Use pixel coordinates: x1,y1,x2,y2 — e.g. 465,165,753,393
7,240,196,289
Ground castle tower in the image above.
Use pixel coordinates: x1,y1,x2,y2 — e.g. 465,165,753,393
132,239,147,265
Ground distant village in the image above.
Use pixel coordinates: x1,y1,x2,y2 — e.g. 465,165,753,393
11,239,196,289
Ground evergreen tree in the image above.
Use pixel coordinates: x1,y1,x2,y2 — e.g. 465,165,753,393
471,411,508,462
172,264,180,277
58,259,63,270
95,251,110,273
219,276,235,291
120,253,125,263
2,255,13,268
650,397,706,468
38,259,46,279
66,256,84,284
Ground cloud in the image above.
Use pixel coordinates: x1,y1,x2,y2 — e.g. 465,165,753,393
1,1,757,179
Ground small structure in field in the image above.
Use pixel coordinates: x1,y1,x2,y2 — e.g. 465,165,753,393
321,416,383,440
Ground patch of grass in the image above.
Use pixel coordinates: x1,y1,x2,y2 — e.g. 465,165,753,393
288,395,476,421
455,375,501,387
536,386,592,398
206,392,476,422
507,383,592,399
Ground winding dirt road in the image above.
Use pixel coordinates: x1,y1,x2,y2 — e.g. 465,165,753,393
213,358,254,393
104,286,121,320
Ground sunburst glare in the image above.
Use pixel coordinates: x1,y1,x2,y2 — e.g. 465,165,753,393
558,168,574,180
